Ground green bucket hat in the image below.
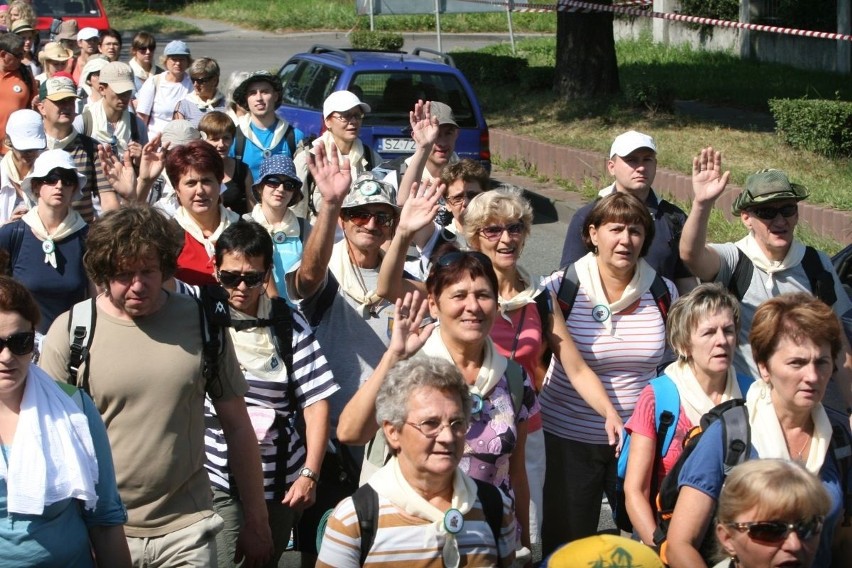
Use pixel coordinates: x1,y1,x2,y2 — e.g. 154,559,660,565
731,169,809,215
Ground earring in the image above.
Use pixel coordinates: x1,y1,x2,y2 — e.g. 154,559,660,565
593,245,599,255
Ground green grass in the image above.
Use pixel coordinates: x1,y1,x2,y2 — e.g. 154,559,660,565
105,1,202,35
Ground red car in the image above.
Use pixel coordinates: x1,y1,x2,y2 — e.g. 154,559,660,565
28,0,111,33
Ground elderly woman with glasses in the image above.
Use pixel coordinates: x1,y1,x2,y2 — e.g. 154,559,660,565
321,354,517,567
0,150,89,335
712,459,831,568
666,293,851,568
136,40,193,135
0,275,130,567
173,57,226,127
128,32,161,93
293,90,374,220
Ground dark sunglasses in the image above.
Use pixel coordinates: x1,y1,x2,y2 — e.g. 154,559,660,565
748,204,798,220
38,169,78,187
726,517,824,543
343,209,395,227
135,46,155,53
0,331,35,356
435,250,493,271
217,270,266,289
263,177,299,191
479,222,525,241
192,76,214,85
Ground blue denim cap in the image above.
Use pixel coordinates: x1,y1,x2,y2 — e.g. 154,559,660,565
254,154,303,205
164,40,191,57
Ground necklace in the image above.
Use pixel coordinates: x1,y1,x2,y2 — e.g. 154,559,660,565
785,431,811,462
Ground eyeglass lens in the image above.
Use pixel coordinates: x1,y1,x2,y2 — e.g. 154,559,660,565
0,331,35,356
480,222,525,240
750,204,798,220
218,271,265,288
345,210,394,227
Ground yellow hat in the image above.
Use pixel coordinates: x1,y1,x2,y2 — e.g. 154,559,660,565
546,534,664,568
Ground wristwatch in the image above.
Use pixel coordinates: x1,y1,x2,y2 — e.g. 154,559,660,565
299,467,319,483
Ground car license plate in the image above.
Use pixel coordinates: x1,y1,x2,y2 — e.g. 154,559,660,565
380,138,416,153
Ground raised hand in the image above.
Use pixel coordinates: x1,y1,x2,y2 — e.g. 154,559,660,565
398,178,445,236
138,134,167,183
692,146,731,205
388,291,434,360
307,142,351,206
409,99,439,147
98,143,136,200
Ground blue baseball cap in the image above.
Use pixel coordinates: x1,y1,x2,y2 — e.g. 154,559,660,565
163,40,191,57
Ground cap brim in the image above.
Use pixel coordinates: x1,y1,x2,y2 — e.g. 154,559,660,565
45,93,80,101
108,80,135,94
12,138,47,151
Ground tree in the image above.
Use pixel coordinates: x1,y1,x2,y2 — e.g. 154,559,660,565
553,1,620,99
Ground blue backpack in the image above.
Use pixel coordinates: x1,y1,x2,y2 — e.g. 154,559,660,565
612,372,752,533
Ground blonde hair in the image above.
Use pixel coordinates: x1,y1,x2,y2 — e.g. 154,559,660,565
462,187,533,248
667,283,741,361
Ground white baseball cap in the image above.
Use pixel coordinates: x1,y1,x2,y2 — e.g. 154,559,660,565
77,27,99,41
323,90,370,119
6,109,46,151
609,130,657,158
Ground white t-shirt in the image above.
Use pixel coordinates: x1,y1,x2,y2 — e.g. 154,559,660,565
135,72,192,135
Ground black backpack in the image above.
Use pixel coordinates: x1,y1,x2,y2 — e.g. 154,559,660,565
832,243,852,300
728,246,837,306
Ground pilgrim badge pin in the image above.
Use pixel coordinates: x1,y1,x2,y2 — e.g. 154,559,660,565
42,240,55,255
444,509,464,534
592,304,611,322
272,231,286,244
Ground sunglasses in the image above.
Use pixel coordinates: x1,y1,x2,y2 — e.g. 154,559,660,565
435,250,493,271
343,209,395,227
135,46,154,53
192,76,214,85
38,169,78,187
726,517,824,543
445,191,481,207
263,177,299,191
748,204,798,220
0,331,35,356
217,270,266,289
479,222,525,241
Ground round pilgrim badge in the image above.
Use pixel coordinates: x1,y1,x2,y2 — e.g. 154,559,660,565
470,393,484,415
42,240,56,255
591,304,611,323
272,231,286,244
262,149,272,159
13,85,22,93
443,509,464,534
359,180,379,196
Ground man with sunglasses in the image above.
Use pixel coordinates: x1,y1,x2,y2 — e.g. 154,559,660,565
286,146,399,561
0,32,36,157
680,147,852,414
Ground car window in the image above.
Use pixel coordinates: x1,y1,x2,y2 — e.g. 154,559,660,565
33,0,103,17
280,60,341,111
350,71,476,128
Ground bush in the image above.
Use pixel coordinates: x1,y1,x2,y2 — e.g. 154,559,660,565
678,0,739,38
452,52,528,86
623,80,676,113
769,98,852,157
349,31,404,51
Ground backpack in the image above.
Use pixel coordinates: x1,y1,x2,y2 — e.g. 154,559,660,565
554,263,672,323
832,243,852,300
612,373,752,534
322,478,505,565
81,108,141,148
233,119,297,164
66,285,231,397
728,246,837,307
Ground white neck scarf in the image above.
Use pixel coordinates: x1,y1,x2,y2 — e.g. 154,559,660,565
574,252,657,335
86,99,131,150
174,205,239,258
328,238,383,315
0,364,99,515
368,456,478,568
745,380,831,474
419,331,507,399
239,114,289,156
185,90,225,113
129,58,157,83
316,130,367,170
46,130,78,151
21,206,87,268
0,151,23,189
229,295,288,382
735,233,806,290
664,361,742,426
498,265,544,314
249,203,300,236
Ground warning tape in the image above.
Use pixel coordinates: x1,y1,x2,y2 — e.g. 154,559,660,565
460,0,852,42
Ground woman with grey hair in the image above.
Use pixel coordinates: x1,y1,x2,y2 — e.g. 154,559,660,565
173,57,226,127
318,318,517,566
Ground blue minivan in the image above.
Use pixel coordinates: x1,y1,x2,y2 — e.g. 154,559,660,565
276,45,490,172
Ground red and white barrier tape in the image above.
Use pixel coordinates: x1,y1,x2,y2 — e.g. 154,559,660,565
459,0,852,42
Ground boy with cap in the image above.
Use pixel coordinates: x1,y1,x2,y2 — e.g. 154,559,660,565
559,129,694,292
0,32,37,154
245,154,308,303
681,146,852,410
0,108,44,222
72,26,100,84
231,70,304,182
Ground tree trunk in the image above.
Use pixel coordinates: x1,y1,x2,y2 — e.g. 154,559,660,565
553,1,620,99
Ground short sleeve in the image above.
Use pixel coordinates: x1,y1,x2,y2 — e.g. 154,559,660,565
135,75,156,116
709,243,739,285
315,497,361,568
39,310,74,383
290,312,339,408
625,384,657,439
676,420,728,499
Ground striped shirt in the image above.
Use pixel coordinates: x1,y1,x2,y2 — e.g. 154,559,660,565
204,307,338,500
539,273,676,444
316,490,517,567
59,133,113,223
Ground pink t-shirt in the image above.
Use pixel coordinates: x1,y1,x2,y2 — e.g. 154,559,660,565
624,383,694,490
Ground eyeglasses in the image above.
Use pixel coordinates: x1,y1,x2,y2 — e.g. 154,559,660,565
445,191,481,207
435,250,493,271
342,209,395,227
192,76,214,85
263,177,299,192
38,169,78,187
726,517,824,543
479,222,525,241
331,111,364,124
217,270,266,289
405,418,469,438
748,204,798,220
0,331,35,356
136,46,154,53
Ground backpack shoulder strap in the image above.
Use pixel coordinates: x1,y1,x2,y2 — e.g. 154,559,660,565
473,479,503,562
801,246,837,306
82,107,93,137
196,286,231,399
67,298,97,393
269,297,295,374
363,143,375,170
657,199,685,244
351,483,380,566
504,359,525,417
129,113,140,143
719,401,751,474
650,375,681,456
306,274,340,328
234,127,247,162
728,248,754,302
649,273,672,322
297,217,307,245
284,122,296,157
533,290,551,330
555,263,580,317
